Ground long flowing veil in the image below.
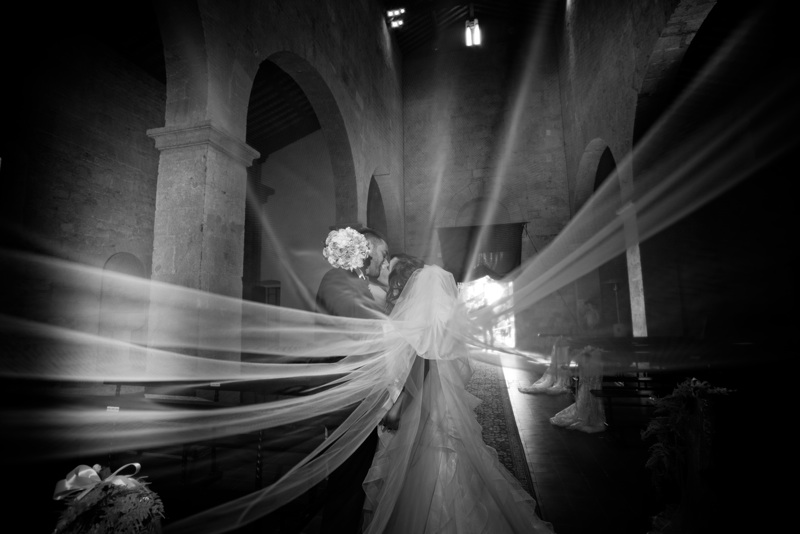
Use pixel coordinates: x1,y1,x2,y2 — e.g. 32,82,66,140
1,247,419,533
2,28,797,525
362,265,553,534
0,245,529,533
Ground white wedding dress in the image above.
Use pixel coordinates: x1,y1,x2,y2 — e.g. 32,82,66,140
362,265,556,534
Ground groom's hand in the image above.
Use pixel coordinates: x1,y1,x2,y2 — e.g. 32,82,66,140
381,408,401,431
381,389,408,431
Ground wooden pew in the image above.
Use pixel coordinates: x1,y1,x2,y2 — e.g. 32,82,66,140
102,377,347,489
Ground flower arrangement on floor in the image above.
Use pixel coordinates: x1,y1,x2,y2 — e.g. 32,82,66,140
322,227,371,274
641,377,732,534
52,463,164,534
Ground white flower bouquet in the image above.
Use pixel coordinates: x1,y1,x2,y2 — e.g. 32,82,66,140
322,227,371,271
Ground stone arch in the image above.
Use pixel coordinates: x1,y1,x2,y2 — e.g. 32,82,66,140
573,138,608,213
367,176,388,240
368,170,404,253
634,0,717,140
594,147,619,196
151,0,211,129
573,143,634,336
98,252,149,373
99,252,148,334
268,51,359,225
633,0,717,162
103,252,146,278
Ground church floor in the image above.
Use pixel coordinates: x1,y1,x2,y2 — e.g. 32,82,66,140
123,370,659,534
504,361,790,534
503,366,658,534
33,359,786,533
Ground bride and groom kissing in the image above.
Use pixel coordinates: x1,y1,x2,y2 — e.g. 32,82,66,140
313,226,555,534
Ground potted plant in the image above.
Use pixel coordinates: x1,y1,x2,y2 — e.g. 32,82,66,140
641,378,731,534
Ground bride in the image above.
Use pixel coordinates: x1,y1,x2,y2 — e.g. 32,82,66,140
362,254,555,534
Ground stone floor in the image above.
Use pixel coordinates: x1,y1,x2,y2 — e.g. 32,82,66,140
32,357,789,533
503,365,658,534
504,360,790,534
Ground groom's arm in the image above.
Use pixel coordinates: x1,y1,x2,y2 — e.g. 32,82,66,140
316,269,385,319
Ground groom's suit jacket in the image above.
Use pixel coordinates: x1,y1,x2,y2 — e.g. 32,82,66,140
314,267,385,534
315,267,385,319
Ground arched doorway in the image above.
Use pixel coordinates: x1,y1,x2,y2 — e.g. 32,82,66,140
244,55,357,312
572,141,633,337
99,252,148,370
593,148,633,337
367,176,388,240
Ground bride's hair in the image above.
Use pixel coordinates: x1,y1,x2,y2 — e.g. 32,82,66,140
386,253,424,312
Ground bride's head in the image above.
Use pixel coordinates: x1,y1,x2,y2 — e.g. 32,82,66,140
386,253,424,312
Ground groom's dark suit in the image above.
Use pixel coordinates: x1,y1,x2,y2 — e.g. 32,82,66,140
316,267,385,321
315,267,384,534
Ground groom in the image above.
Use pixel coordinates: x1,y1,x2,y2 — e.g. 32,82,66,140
316,227,389,319
316,226,389,533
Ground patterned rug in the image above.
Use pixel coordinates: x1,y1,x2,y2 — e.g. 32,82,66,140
466,360,535,496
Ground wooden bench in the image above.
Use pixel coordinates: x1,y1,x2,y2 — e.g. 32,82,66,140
102,377,350,489
590,369,688,432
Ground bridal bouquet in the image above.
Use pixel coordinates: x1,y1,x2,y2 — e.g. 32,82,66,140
322,227,371,271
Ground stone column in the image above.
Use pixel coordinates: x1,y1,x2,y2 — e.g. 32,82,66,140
146,121,259,366
619,202,648,337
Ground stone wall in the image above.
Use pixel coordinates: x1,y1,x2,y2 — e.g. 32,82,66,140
145,0,405,310
192,0,404,228
402,20,569,263
259,130,337,312
17,41,164,272
557,0,681,210
2,38,165,331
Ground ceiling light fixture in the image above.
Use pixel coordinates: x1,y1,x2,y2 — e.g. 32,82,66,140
465,3,480,47
465,18,481,46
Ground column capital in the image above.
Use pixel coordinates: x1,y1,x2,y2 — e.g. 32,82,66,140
147,121,260,166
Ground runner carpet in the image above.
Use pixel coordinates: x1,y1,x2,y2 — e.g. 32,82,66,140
466,360,535,496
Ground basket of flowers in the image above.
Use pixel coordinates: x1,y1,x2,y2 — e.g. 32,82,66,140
52,463,164,534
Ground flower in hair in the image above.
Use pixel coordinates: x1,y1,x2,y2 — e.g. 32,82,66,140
322,227,371,271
